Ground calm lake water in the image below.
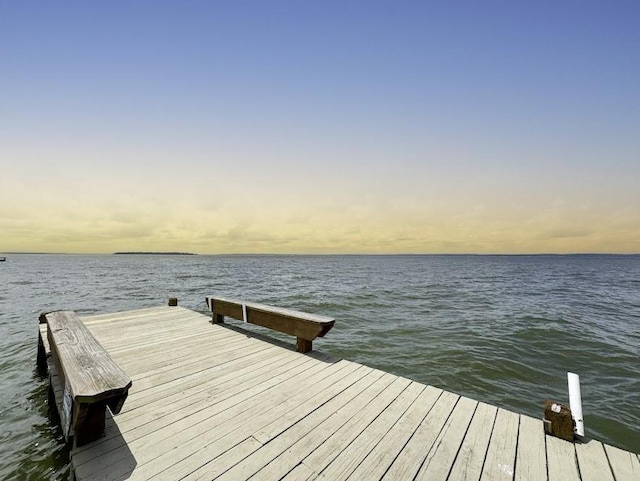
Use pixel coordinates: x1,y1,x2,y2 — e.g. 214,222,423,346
1,253,639,479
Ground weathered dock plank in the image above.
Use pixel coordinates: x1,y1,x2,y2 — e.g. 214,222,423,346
546,435,580,481
74,358,336,480
281,463,317,481
414,396,478,481
73,349,310,462
239,371,396,481
36,304,638,481
142,363,367,481
515,415,548,481
446,402,498,481
381,390,459,480
479,407,520,481
313,381,425,480
604,444,640,481
576,440,616,481
346,385,442,481
302,376,413,474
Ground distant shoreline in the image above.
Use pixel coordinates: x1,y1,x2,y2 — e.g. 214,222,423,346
2,252,638,256
113,252,197,256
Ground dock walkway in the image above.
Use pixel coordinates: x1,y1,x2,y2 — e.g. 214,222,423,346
39,305,639,481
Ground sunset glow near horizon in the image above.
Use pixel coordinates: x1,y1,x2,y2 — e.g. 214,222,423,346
1,2,639,254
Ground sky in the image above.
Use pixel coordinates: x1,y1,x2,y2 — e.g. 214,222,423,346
1,1,639,254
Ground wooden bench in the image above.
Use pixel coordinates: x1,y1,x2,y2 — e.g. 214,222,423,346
205,296,335,353
45,310,132,447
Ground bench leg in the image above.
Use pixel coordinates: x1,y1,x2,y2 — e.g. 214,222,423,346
296,338,312,353
73,402,107,447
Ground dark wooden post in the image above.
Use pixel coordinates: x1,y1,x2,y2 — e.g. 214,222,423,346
37,335,48,369
168,297,178,306
543,399,574,441
37,312,49,369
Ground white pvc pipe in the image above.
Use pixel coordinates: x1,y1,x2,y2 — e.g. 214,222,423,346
567,372,585,437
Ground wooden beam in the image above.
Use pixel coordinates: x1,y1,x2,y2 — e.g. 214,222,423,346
206,296,335,352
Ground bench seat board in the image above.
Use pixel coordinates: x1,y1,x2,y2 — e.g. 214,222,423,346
46,310,132,407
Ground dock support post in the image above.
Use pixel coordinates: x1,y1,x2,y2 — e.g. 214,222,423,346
168,297,178,306
37,312,48,369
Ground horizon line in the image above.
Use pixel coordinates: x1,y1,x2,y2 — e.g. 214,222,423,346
2,251,639,256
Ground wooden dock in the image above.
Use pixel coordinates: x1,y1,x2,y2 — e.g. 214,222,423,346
38,304,640,481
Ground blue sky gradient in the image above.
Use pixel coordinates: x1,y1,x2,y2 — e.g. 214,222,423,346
1,2,639,253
